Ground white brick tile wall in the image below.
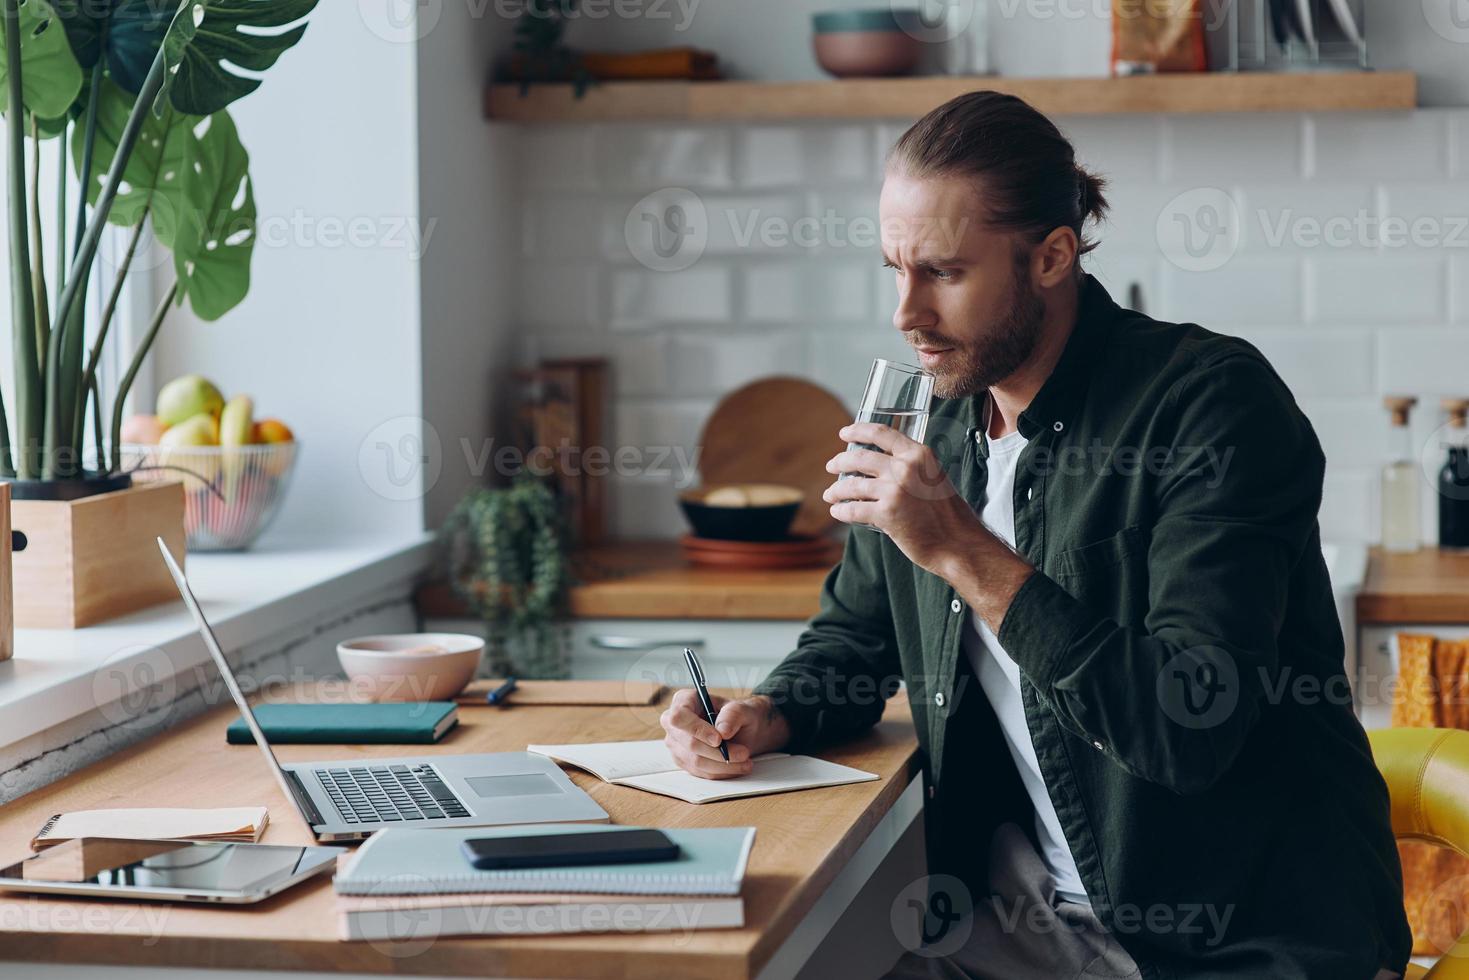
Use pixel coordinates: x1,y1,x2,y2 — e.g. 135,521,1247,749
598,125,733,189
669,331,807,395
1158,257,1304,326
1308,254,1447,324
1310,113,1450,181
610,266,733,327
520,111,1468,542
1162,114,1306,182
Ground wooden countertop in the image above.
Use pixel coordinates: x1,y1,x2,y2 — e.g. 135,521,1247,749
0,686,918,978
418,540,837,622
1357,546,1469,624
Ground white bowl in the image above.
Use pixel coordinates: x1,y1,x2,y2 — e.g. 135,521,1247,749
336,633,483,703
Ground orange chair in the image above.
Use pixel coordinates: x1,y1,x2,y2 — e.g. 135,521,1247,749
1369,727,1469,979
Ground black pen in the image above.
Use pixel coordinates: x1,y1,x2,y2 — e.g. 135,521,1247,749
485,676,518,706
683,647,728,761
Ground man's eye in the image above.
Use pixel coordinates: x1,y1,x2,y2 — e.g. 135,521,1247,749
931,268,955,281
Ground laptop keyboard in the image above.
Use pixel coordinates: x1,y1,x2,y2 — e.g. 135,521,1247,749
316,764,471,824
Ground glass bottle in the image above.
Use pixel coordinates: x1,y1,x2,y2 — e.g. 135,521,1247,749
1382,396,1420,553
1439,398,1469,550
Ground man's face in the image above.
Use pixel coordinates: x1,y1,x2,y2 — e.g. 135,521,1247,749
878,171,1046,399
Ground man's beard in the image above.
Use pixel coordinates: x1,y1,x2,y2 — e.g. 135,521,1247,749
911,262,1047,400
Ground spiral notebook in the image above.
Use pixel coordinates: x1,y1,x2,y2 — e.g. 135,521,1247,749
335,824,755,897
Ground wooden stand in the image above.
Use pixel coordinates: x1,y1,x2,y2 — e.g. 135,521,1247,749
11,481,186,629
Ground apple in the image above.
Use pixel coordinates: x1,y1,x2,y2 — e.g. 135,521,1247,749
157,375,224,427
120,413,166,445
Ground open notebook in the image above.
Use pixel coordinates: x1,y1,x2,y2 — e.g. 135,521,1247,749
527,739,878,804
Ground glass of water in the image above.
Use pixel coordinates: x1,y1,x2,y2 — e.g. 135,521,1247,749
839,359,935,533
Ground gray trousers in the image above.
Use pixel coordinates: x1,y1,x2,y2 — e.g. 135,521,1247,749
885,821,1405,980
884,822,1142,980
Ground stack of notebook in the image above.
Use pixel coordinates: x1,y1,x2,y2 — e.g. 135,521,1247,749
334,823,755,942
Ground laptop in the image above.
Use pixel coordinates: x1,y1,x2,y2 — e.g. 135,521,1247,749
156,538,609,842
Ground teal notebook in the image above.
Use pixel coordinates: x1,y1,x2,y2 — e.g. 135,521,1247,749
225,702,459,745
335,824,756,897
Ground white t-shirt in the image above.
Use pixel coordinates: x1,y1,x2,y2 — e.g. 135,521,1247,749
960,420,1090,905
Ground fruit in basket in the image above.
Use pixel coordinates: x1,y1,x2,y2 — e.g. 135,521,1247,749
220,395,254,447
159,413,220,493
157,374,225,426
254,418,294,443
120,413,167,445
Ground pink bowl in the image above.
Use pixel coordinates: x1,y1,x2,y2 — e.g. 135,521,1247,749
337,633,483,703
813,30,923,78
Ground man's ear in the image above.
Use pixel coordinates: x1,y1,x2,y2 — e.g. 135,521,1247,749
1030,226,1080,288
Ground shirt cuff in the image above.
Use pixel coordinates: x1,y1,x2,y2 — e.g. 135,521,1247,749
995,570,1099,691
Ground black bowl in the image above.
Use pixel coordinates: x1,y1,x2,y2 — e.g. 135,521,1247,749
678,489,803,542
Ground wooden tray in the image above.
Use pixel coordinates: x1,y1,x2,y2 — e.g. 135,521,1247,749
680,534,841,569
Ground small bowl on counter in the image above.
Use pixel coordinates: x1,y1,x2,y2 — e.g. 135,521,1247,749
678,483,804,541
337,633,484,703
812,8,925,78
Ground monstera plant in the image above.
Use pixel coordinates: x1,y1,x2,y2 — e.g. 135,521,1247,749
0,0,317,496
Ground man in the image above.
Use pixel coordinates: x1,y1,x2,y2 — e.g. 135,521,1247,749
660,92,1410,979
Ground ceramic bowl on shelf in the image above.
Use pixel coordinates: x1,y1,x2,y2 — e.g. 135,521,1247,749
337,633,484,703
812,8,925,78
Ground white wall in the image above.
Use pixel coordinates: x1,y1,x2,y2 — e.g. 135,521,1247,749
152,3,425,540
417,1,522,528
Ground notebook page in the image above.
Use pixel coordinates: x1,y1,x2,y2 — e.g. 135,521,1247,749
526,740,685,781
616,755,878,804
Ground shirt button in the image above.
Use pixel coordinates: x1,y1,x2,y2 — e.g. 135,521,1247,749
974,430,983,445
935,692,946,707
928,785,936,800
1053,421,1065,432
950,598,962,613
1092,740,1105,752
1027,486,1034,501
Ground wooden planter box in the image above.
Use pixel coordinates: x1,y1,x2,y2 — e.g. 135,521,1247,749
11,481,186,629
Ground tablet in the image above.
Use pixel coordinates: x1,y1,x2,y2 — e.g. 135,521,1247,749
0,839,345,904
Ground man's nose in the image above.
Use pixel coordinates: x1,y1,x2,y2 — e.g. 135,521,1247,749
893,280,934,334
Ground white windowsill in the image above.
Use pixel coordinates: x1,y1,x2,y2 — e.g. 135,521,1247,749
0,530,436,748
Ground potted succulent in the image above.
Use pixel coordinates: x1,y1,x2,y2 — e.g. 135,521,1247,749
1,0,317,627
442,477,573,679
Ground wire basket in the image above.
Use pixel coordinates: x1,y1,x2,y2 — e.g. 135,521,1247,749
121,442,300,552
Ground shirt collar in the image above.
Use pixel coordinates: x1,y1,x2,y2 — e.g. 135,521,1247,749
968,274,1118,456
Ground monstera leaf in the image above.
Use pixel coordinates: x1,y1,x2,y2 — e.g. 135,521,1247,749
52,0,175,92
171,109,253,320
0,0,83,119
160,0,316,117
74,77,191,229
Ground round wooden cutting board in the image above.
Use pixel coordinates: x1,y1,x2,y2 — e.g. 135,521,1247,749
696,377,852,538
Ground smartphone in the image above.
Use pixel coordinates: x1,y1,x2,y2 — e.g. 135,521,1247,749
459,829,679,871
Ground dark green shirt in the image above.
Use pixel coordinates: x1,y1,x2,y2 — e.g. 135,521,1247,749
754,276,1410,979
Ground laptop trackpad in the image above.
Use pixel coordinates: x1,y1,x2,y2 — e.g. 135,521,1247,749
464,773,564,798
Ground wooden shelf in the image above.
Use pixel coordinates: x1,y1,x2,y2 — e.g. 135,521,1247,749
485,71,1416,122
